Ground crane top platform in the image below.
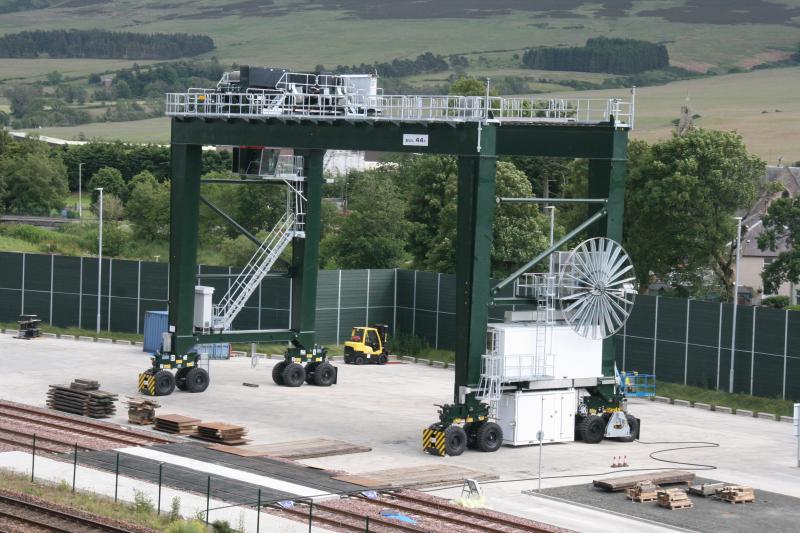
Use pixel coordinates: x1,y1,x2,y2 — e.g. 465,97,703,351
165,91,635,129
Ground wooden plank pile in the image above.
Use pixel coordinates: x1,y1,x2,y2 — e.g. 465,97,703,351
593,470,695,491
154,414,201,435
192,422,248,445
715,485,755,504
210,438,372,459
46,379,117,418
626,481,659,503
125,397,160,425
657,488,693,510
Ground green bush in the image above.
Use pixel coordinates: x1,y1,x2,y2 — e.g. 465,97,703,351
761,295,790,308
164,520,208,533
392,332,430,356
132,489,153,514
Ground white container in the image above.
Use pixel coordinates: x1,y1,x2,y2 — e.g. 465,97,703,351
193,285,214,330
496,389,576,446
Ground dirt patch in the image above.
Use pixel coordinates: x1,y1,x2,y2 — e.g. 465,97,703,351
737,51,794,68
670,60,715,73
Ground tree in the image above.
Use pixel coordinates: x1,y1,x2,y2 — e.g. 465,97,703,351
449,77,497,96
87,166,126,204
327,170,410,268
758,196,800,294
423,161,551,275
624,130,765,297
126,171,170,239
0,153,68,214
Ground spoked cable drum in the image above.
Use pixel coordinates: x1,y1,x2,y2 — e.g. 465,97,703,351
558,237,637,340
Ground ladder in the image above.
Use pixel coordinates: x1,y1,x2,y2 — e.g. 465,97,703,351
212,212,296,330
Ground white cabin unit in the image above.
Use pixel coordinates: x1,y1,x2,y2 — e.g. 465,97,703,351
496,389,576,446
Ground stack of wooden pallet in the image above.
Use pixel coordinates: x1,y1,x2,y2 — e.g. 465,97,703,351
46,380,117,418
125,397,160,425
154,414,201,435
626,481,659,503
657,488,693,510
715,485,755,504
193,422,248,445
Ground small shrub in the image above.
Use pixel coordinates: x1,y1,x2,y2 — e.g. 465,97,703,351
761,295,790,309
211,519,235,533
165,520,208,533
132,489,154,514
169,496,182,522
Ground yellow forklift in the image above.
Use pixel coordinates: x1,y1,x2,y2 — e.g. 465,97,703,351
343,324,390,365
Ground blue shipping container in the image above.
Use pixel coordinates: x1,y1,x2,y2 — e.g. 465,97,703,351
143,310,169,353
142,310,230,359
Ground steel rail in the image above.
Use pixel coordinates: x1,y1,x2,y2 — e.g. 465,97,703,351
0,492,143,532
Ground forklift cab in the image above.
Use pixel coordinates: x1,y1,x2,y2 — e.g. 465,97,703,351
344,324,390,364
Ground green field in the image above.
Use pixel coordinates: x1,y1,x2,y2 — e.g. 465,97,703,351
0,0,798,78
21,67,800,162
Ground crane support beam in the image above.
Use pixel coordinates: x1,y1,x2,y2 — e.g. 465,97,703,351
199,195,262,248
497,197,608,205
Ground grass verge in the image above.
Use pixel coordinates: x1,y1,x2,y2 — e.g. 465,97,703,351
654,381,795,417
1,322,143,343
0,469,207,532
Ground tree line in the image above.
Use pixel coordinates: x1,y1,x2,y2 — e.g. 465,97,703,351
317,51,453,78
522,37,669,75
0,30,215,59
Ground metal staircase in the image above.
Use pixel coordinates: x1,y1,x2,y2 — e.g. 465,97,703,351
212,213,297,331
211,152,307,331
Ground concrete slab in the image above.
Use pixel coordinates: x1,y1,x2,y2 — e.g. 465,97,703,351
672,399,690,407
653,396,671,404
0,336,798,532
736,409,754,417
757,412,777,421
715,406,733,414
693,402,711,410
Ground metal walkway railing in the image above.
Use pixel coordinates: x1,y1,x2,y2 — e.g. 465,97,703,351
166,91,635,127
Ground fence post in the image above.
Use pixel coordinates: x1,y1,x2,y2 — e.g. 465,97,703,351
652,296,659,374
49,254,54,326
365,515,370,532
684,299,691,385
336,270,342,344
750,306,757,395
783,309,789,400
365,269,370,325
256,488,261,533
308,500,313,533
412,271,417,337
114,453,119,502
435,273,441,349
20,253,26,314
72,443,78,492
136,260,142,334
157,463,163,515
107,258,113,331
205,476,211,524
30,433,35,482
716,302,723,390
393,269,397,335
78,256,83,328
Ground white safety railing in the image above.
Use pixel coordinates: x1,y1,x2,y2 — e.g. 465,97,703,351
166,91,634,127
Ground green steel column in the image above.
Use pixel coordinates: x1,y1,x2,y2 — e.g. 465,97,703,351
168,141,203,355
454,126,497,402
290,149,325,347
588,128,629,379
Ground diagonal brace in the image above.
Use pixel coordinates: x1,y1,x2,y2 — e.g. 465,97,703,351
491,208,607,294
199,195,262,247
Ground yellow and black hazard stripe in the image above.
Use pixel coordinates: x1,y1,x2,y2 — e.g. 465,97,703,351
138,372,156,396
423,427,446,456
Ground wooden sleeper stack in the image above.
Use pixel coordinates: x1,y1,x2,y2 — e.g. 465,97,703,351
125,397,161,425
194,422,248,445
657,488,693,510
715,485,755,504
46,379,117,418
154,414,201,435
626,481,659,503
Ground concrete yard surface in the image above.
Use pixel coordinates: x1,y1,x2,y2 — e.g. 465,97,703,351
1,334,799,532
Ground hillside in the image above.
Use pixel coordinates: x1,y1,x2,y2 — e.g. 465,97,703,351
0,0,798,79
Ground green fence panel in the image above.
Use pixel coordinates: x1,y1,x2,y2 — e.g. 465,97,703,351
0,252,23,323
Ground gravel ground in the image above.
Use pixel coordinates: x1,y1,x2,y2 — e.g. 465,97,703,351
538,477,799,533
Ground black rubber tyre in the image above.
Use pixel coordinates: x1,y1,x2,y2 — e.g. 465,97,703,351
175,367,190,391
476,422,503,453
619,414,640,442
354,355,365,365
305,362,319,385
272,361,287,385
282,362,306,387
378,354,388,365
579,415,605,444
313,362,336,386
444,425,468,457
185,367,209,393
154,370,175,396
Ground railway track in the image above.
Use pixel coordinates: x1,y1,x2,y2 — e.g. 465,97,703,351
273,490,564,533
0,400,171,450
0,491,147,532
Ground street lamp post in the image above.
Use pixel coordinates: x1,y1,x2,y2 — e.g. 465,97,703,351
78,163,83,218
729,216,743,393
95,188,104,334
